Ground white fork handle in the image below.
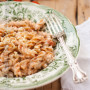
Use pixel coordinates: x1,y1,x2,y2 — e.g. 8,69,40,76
58,37,87,83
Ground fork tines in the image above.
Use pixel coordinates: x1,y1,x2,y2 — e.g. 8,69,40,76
45,14,66,38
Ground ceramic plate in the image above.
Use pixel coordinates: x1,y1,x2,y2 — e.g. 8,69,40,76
0,1,80,89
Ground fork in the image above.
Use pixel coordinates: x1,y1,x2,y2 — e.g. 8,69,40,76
45,14,87,83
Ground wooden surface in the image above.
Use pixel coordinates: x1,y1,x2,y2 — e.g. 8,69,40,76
0,0,90,90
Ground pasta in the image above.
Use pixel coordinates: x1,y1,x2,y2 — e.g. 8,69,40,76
0,19,56,77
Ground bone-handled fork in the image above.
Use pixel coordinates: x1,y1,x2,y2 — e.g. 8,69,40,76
45,14,87,83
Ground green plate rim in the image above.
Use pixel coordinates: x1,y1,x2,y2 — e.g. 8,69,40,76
0,1,80,89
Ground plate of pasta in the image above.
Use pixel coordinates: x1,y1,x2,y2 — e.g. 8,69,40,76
0,1,80,89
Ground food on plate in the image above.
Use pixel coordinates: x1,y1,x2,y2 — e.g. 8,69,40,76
0,19,56,77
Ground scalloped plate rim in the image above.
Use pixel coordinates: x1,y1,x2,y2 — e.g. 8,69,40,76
0,1,80,89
